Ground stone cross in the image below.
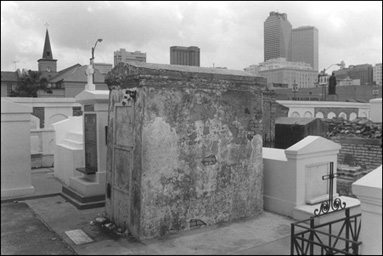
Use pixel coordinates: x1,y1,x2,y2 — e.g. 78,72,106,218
85,64,95,91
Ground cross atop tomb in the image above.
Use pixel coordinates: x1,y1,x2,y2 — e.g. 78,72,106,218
322,162,339,181
314,162,346,216
85,64,95,91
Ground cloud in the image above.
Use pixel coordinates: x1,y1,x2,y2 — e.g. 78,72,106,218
1,1,382,72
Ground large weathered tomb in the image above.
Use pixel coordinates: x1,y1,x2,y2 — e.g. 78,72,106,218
104,62,267,240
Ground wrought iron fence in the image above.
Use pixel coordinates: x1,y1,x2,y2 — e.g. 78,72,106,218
263,134,275,148
291,208,362,255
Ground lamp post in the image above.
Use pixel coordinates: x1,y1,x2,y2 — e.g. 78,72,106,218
292,81,298,100
320,63,341,101
90,39,103,84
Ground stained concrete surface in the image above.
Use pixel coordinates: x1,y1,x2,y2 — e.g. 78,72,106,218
25,195,293,255
1,202,75,255
1,168,295,255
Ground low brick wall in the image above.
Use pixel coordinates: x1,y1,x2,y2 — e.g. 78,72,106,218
331,136,382,171
337,164,368,197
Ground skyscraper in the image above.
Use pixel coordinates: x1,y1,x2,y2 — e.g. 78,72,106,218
291,26,319,71
170,46,200,66
264,12,292,62
114,49,146,66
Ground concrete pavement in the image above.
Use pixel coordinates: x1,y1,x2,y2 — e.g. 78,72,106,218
1,201,75,255
1,168,294,255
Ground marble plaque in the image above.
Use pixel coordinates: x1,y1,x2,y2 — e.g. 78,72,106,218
84,113,98,173
65,229,93,245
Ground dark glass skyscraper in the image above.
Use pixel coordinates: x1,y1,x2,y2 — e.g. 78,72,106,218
170,46,200,66
264,12,292,62
291,26,319,71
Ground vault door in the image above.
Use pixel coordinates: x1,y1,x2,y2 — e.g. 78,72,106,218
112,103,134,230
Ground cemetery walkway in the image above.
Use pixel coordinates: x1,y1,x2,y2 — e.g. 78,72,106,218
1,201,75,255
1,168,293,255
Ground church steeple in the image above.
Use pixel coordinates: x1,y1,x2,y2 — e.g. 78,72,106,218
38,26,57,73
42,29,53,59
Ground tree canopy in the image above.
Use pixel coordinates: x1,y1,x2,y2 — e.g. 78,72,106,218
9,70,52,97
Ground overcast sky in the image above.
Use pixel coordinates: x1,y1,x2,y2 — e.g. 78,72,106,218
1,1,382,73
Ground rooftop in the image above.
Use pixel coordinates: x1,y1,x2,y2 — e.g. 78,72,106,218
1,71,19,82
118,61,257,77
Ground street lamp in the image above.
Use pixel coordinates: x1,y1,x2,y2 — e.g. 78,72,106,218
320,63,341,101
90,39,103,83
292,81,298,100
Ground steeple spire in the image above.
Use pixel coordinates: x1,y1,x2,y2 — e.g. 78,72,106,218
42,28,53,59
38,24,57,73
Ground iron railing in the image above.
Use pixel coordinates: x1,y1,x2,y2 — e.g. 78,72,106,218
291,208,362,255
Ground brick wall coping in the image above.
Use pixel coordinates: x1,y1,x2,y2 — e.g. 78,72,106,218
330,136,382,145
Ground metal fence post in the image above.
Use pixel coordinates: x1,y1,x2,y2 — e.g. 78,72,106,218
291,223,295,255
345,208,350,253
310,218,314,255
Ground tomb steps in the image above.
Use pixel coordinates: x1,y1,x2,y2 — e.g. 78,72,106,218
58,131,83,150
61,186,105,210
68,172,106,195
60,172,106,210
66,131,83,142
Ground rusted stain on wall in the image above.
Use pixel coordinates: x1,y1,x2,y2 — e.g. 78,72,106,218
105,62,265,240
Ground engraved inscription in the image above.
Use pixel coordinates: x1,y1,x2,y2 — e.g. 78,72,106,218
84,114,98,173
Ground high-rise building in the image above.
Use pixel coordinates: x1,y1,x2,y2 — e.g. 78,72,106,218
291,26,319,71
94,63,113,75
170,46,200,66
264,12,292,62
259,57,313,71
373,63,382,86
243,65,260,76
258,58,317,88
334,64,373,86
114,49,146,66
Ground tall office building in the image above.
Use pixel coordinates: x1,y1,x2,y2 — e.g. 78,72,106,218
291,26,319,71
264,12,292,62
114,49,146,66
170,46,200,66
334,64,373,86
373,63,382,86
258,58,317,88
94,63,113,75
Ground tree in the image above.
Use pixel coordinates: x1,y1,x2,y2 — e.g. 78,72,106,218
9,70,52,97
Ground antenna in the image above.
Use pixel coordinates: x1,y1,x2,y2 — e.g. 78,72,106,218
13,60,19,70
45,22,49,29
